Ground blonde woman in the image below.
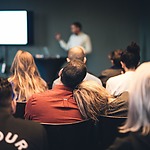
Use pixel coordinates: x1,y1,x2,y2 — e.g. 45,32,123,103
108,62,150,150
9,50,48,102
73,80,128,120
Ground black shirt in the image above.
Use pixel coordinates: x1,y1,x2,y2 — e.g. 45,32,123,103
0,109,48,150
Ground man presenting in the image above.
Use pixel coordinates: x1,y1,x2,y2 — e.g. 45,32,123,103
55,22,92,54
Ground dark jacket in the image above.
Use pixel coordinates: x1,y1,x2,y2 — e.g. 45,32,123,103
108,132,150,150
99,66,122,87
105,92,129,117
0,109,48,150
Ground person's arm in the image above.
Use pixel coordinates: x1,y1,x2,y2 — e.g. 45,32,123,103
24,96,34,120
59,35,73,51
56,33,69,51
84,35,92,54
59,40,69,51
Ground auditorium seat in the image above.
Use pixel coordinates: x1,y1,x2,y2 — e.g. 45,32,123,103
42,120,98,150
97,115,128,150
13,102,26,119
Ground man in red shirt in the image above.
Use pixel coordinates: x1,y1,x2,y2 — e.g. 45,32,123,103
25,60,87,123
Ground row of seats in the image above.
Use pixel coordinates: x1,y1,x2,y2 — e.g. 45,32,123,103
14,102,128,150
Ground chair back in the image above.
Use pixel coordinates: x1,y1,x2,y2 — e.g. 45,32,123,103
42,120,98,150
13,102,26,119
97,115,128,150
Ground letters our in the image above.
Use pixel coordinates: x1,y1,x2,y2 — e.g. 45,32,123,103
0,131,28,150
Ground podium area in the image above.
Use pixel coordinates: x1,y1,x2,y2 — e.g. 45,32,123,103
34,57,66,88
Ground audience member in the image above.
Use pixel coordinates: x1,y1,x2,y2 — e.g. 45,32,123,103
9,50,48,102
106,42,140,96
108,62,150,150
99,49,123,87
25,60,87,123
0,77,48,150
74,80,128,118
53,46,102,87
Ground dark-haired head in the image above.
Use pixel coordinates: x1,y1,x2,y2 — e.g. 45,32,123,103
109,49,123,68
71,22,82,34
61,60,87,90
0,78,13,109
121,50,140,69
121,42,140,70
126,42,140,55
72,22,82,30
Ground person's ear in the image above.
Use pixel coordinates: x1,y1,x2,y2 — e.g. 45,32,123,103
84,57,87,64
121,61,125,69
111,60,114,65
11,100,16,114
58,68,63,77
66,58,70,62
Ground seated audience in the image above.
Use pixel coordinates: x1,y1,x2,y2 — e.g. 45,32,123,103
74,80,128,118
0,77,48,150
99,49,123,87
53,46,102,87
25,60,87,123
108,62,150,150
9,50,48,102
106,42,140,96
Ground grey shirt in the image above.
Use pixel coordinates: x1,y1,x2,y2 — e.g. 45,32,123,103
52,72,102,88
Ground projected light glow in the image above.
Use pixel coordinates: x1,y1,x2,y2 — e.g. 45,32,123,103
0,10,28,45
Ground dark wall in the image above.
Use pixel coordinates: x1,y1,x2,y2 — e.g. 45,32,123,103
0,0,141,76
140,0,150,62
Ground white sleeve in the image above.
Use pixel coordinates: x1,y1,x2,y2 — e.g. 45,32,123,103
59,36,72,51
59,40,68,51
84,35,92,54
106,79,113,95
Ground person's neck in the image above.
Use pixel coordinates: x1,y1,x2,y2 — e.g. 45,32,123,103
75,31,81,35
124,67,135,72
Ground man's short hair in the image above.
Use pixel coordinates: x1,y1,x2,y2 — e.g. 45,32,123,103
109,49,123,68
68,46,85,62
0,78,13,108
72,22,82,31
61,60,87,89
121,42,140,69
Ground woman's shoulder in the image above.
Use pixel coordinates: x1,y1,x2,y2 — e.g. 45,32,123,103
106,92,129,117
107,136,133,150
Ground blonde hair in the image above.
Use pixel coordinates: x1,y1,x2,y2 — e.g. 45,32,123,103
120,62,150,135
8,50,48,101
73,80,111,120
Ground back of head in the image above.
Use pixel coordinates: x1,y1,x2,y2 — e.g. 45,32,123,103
10,50,39,76
120,62,150,135
74,80,110,120
61,59,87,90
9,50,47,101
0,78,13,108
121,43,140,69
68,46,86,62
109,49,123,68
126,42,140,55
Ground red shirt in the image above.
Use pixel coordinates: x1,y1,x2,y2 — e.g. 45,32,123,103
25,85,83,124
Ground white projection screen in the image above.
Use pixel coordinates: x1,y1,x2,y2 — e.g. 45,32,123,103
0,10,28,45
